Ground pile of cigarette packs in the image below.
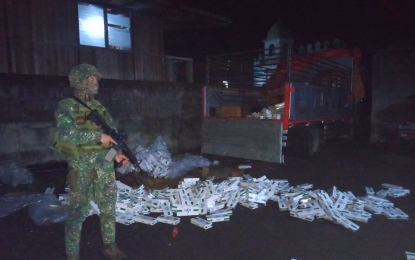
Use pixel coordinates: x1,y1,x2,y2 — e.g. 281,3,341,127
61,176,410,231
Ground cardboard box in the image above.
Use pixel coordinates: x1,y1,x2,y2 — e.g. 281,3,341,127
215,106,251,118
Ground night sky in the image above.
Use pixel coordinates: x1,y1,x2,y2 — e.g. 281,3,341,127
165,0,415,61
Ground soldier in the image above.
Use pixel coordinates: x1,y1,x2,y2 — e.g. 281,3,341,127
53,64,128,260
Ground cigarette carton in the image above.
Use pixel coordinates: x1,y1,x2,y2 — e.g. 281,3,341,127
116,181,133,193
134,215,158,225
376,189,389,198
175,205,200,216
157,215,180,225
364,204,382,214
161,201,173,216
240,202,259,210
382,183,403,189
365,187,375,195
208,203,225,213
277,196,288,211
340,209,369,223
191,217,212,229
394,208,409,219
209,209,233,216
407,252,415,260
334,192,348,211
207,213,230,222
199,198,208,215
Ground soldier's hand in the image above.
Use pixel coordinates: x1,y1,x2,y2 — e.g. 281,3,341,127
101,134,117,147
115,153,129,166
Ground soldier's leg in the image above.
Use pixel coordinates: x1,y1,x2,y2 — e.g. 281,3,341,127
65,160,96,258
95,159,117,244
65,186,90,257
95,158,126,259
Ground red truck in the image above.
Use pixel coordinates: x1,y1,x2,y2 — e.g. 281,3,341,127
202,47,361,163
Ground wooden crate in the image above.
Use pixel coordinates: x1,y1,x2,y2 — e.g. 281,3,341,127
215,106,251,118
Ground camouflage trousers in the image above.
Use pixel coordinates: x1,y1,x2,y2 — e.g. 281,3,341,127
65,151,117,257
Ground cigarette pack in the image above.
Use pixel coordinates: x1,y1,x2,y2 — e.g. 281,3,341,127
389,188,410,195
134,215,158,225
381,207,398,219
277,196,288,211
240,202,259,210
297,183,313,190
290,213,314,222
209,209,233,216
115,215,134,225
394,208,409,219
191,217,212,230
207,213,230,222
161,201,173,216
382,183,403,189
376,189,389,198
364,204,382,214
291,207,324,218
332,213,360,231
184,178,200,184
170,193,182,206
116,181,133,193
179,188,194,206
157,215,180,225
175,205,200,216
334,192,348,211
227,192,241,209
198,198,208,215
150,207,163,213
365,187,375,195
208,203,225,213
340,209,369,223
406,252,415,260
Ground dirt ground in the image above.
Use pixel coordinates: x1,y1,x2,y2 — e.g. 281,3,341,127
1,139,415,260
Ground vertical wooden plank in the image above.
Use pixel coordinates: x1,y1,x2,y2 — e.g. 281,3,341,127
32,0,46,75
0,0,9,73
7,0,35,74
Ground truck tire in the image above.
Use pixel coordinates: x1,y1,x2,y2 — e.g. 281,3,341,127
308,126,320,156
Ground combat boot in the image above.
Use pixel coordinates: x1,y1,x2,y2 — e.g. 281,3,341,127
103,243,127,260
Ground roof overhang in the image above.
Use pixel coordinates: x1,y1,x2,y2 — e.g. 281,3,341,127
80,0,232,30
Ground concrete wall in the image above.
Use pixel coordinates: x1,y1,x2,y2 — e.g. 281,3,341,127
0,73,202,165
371,48,415,144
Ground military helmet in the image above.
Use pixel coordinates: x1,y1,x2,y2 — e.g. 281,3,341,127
68,64,102,88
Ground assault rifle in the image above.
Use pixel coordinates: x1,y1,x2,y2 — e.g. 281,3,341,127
73,97,140,170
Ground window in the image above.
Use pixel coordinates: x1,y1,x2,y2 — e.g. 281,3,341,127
78,3,132,50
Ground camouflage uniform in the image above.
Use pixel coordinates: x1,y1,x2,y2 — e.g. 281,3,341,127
54,64,119,258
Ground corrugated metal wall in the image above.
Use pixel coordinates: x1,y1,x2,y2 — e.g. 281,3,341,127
0,0,165,81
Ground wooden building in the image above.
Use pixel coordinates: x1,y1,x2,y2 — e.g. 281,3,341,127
0,0,231,82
